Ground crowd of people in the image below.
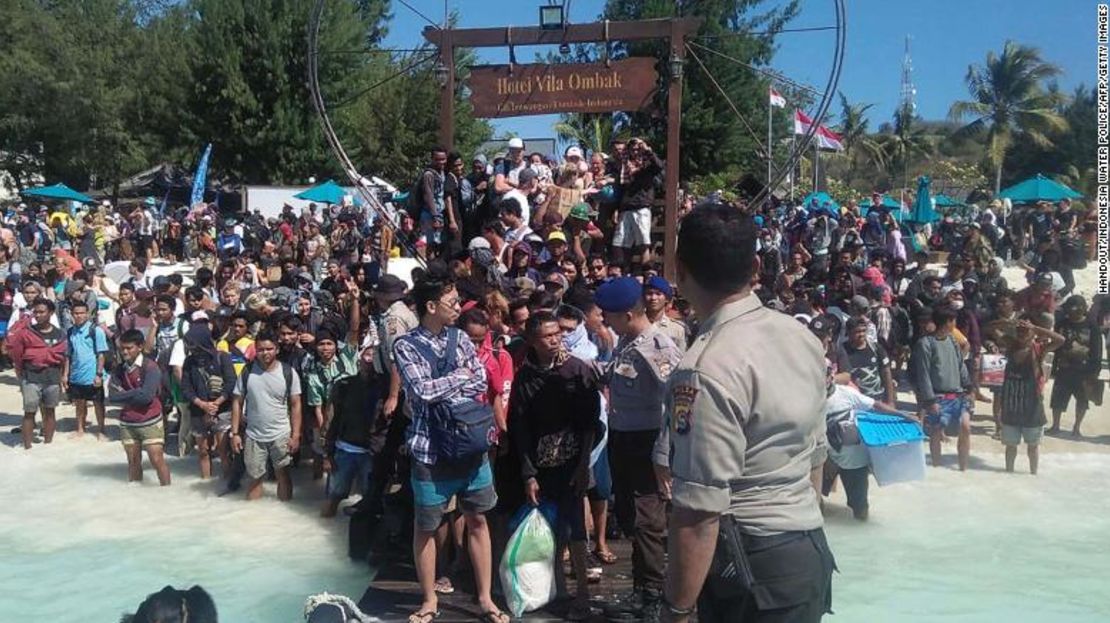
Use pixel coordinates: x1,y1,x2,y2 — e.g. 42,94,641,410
1,135,1107,622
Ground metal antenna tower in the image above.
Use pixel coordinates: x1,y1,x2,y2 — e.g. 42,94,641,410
900,35,916,115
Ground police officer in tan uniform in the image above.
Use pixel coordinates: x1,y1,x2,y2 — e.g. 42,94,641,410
657,203,835,623
595,276,683,621
644,275,690,350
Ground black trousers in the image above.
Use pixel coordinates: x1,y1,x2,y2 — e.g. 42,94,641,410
699,527,836,623
838,466,870,514
608,429,666,591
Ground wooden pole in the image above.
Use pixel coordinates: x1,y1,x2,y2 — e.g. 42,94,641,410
439,31,455,151
663,21,685,282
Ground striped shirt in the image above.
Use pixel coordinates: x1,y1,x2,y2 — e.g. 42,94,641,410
393,325,487,465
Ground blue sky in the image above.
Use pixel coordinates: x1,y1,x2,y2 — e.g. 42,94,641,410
382,0,1094,140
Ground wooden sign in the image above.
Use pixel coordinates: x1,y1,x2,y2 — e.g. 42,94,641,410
467,57,659,118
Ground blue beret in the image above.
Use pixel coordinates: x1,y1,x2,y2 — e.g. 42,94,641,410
594,276,642,313
644,275,674,298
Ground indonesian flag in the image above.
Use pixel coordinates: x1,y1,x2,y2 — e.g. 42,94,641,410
769,86,786,108
793,110,844,151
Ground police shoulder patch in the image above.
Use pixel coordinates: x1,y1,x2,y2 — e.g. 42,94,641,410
672,384,699,435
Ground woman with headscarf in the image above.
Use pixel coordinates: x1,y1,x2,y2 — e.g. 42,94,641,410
180,323,237,480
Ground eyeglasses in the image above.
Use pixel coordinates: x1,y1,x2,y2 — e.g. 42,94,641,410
438,297,460,308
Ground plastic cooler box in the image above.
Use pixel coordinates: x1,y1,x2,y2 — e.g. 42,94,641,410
856,412,927,486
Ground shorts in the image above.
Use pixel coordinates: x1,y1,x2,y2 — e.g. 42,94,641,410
612,207,652,248
244,435,293,480
925,395,970,436
1000,425,1043,446
190,411,232,438
1050,375,1089,414
68,383,105,403
120,420,165,447
138,235,154,253
588,446,612,502
411,455,497,532
327,448,373,501
21,380,61,413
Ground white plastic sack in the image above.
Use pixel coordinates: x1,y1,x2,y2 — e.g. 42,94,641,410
498,508,557,617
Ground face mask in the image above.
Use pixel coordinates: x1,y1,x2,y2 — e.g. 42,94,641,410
950,300,965,310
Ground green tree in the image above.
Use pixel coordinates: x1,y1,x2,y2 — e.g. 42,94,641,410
948,40,1067,194
879,106,934,191
599,0,799,183
554,113,629,157
834,93,884,173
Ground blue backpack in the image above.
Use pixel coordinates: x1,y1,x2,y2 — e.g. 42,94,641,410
410,328,494,461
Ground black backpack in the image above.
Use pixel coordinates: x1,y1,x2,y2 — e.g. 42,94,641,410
239,361,295,410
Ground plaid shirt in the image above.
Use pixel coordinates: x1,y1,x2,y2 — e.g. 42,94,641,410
393,325,487,465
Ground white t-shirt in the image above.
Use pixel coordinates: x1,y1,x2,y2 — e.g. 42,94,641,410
825,384,875,470
502,188,531,226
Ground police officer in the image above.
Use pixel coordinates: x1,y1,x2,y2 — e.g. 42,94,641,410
657,203,835,623
644,275,690,350
595,276,683,621
362,274,419,509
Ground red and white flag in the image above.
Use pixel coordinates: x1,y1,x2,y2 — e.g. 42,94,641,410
793,110,844,151
769,86,786,108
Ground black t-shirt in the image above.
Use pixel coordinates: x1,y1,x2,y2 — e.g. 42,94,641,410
836,341,889,401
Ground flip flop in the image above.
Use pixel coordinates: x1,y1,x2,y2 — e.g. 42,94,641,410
592,548,617,564
434,577,454,594
477,609,510,623
406,610,440,623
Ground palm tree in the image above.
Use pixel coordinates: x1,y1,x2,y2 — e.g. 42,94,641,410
948,40,1067,194
835,93,885,173
554,113,627,157
880,105,934,190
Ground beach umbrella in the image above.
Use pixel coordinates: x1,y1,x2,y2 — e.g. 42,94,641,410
801,191,840,218
998,173,1083,203
933,194,966,208
21,183,94,204
906,176,939,224
294,179,347,204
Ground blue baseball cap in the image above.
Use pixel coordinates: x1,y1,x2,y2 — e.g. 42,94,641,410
594,276,642,313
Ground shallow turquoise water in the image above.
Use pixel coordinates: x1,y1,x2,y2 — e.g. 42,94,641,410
1,436,1108,622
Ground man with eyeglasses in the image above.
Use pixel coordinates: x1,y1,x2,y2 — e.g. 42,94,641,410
393,270,507,623
586,254,609,287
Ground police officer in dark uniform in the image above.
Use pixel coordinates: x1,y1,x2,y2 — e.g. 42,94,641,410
658,203,835,623
595,276,683,621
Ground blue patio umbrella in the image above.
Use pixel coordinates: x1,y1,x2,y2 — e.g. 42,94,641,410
906,176,939,224
998,173,1083,204
801,191,840,218
294,179,347,204
933,194,966,208
21,183,94,204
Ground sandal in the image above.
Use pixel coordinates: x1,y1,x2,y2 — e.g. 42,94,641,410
592,548,617,564
434,577,454,594
477,609,510,623
407,610,440,623
566,602,593,621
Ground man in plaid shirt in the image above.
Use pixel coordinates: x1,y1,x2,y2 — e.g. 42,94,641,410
393,269,508,623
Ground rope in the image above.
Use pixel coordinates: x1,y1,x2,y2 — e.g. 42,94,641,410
307,0,426,264
684,43,769,160
303,592,377,622
687,41,822,97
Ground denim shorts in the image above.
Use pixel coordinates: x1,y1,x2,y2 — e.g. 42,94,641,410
411,455,496,532
327,448,373,501
1001,425,1043,446
21,380,61,413
925,395,970,436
